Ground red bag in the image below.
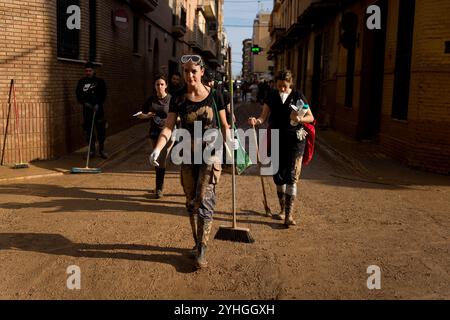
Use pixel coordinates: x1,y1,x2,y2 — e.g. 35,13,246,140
302,120,316,165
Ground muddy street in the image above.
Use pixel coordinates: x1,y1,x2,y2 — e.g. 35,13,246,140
0,102,449,299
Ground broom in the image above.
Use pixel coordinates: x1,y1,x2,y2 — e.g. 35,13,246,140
252,124,271,217
214,46,254,243
11,80,29,169
71,108,101,174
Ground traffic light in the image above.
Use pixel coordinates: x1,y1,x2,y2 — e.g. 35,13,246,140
251,45,262,54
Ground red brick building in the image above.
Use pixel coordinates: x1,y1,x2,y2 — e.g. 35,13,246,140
0,0,227,164
269,0,450,174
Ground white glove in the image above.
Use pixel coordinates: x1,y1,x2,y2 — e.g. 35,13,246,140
230,139,239,151
149,148,161,167
296,128,308,141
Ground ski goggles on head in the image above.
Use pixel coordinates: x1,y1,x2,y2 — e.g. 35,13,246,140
180,55,204,66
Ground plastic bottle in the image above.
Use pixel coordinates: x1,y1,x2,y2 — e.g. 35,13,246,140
290,99,309,126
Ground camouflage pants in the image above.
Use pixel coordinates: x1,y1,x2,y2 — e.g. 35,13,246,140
181,163,222,221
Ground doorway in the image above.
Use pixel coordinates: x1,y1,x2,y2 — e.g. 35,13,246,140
357,0,388,140
311,33,323,115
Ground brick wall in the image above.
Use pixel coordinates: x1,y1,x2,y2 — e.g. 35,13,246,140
0,0,181,165
0,0,55,164
379,0,450,174
331,0,450,174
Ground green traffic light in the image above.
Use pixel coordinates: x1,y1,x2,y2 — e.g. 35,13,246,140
251,46,261,54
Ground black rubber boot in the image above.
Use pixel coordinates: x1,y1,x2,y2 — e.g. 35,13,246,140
189,214,198,258
272,191,285,221
195,218,212,269
155,168,166,198
284,194,297,227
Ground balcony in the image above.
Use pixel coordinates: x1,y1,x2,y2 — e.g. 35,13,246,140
197,0,216,21
202,35,217,58
129,0,159,13
172,8,187,38
268,25,286,53
188,27,204,50
298,0,340,26
208,20,218,37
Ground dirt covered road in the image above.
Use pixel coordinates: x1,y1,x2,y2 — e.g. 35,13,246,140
0,103,449,299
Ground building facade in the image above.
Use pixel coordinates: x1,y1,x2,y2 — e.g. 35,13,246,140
252,11,273,80
0,0,227,164
268,0,450,174
242,39,253,82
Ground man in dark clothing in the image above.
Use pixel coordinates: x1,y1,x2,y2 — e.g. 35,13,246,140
169,71,182,96
76,62,108,159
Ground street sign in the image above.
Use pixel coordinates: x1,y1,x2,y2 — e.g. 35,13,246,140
113,8,129,30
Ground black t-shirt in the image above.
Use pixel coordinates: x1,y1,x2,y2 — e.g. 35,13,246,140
264,89,308,134
169,86,225,134
142,94,171,138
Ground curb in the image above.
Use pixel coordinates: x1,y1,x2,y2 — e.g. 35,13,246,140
315,134,371,176
97,134,148,168
0,133,148,184
0,172,65,184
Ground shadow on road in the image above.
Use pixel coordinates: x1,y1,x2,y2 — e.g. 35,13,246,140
0,233,198,273
0,183,186,215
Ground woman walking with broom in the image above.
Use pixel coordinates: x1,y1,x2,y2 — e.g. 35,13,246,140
149,55,234,269
248,70,314,227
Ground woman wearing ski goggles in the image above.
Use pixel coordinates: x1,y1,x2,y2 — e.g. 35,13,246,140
149,53,234,269
180,54,204,66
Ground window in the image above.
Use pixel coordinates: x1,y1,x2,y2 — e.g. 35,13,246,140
89,0,96,61
57,0,80,59
133,16,140,53
180,7,187,28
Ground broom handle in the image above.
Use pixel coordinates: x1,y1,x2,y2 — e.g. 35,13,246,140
86,109,96,168
12,80,23,164
229,46,237,229
1,80,14,166
252,125,270,212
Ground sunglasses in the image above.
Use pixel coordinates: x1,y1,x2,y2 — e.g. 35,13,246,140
180,55,204,66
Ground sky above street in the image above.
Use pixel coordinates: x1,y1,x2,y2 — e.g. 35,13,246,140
223,0,273,77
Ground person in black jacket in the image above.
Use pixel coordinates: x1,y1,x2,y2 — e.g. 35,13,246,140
248,70,314,227
76,62,108,159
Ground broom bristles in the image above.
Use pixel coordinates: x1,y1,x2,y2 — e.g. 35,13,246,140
12,163,29,169
71,167,102,174
214,226,255,243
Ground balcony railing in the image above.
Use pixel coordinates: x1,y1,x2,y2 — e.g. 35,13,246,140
172,7,187,38
202,35,217,58
188,27,204,49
